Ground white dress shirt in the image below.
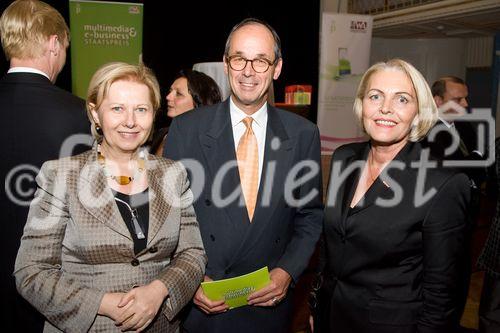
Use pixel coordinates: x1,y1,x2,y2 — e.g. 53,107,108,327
230,97,268,188
8,67,50,80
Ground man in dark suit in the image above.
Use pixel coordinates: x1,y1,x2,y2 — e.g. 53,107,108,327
424,76,487,186
0,1,91,331
164,18,323,332
422,76,488,331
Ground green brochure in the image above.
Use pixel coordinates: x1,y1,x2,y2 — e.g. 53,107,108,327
201,267,271,309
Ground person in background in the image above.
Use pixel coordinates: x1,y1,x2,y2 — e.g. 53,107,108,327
164,18,323,333
422,76,490,331
0,1,90,331
425,76,487,186
477,137,500,333
150,69,221,155
166,69,222,118
14,62,206,333
312,59,471,333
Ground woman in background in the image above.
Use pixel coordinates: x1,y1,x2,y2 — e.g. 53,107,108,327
14,62,206,333
150,69,222,155
313,59,471,333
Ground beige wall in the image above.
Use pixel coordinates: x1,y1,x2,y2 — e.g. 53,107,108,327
321,0,348,13
370,37,467,85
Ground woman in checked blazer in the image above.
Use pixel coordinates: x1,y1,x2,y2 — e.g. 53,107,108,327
14,62,206,332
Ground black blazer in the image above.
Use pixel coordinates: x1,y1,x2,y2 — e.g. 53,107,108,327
316,141,471,333
0,72,91,332
164,100,323,333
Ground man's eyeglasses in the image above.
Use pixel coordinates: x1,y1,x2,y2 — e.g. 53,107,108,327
226,55,276,73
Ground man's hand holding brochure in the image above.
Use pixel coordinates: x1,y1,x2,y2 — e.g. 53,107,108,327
201,267,271,309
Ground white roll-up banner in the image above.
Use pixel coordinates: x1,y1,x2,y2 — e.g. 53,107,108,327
317,13,373,153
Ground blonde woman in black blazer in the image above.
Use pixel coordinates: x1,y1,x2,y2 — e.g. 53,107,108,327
313,59,471,333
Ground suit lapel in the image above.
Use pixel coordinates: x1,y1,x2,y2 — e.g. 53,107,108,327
77,147,131,239
454,121,476,157
348,142,417,217
147,156,172,245
349,177,390,215
337,144,367,231
199,101,249,225
253,105,292,224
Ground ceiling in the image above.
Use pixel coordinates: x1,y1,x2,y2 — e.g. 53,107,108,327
370,0,500,38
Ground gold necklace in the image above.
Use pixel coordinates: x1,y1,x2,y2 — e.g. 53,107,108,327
97,145,146,185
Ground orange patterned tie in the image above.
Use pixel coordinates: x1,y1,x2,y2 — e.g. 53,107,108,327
236,117,259,221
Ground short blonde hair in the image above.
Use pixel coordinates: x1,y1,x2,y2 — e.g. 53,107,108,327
86,62,161,140
0,0,69,60
353,58,437,142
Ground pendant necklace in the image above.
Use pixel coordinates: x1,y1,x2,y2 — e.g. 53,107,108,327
97,145,146,185
113,196,146,240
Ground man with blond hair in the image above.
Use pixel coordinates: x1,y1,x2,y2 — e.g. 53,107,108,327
0,1,89,331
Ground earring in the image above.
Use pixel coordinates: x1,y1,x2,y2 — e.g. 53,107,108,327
95,124,103,136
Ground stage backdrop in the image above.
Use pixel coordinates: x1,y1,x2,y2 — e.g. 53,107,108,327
317,13,373,153
69,0,143,99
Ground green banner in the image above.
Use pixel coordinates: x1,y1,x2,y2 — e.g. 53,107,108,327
69,0,143,99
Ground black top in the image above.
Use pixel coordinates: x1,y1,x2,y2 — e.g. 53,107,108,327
113,189,150,254
318,141,471,333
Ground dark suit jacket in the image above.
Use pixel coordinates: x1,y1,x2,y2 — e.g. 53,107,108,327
316,141,471,333
164,100,323,333
424,120,479,158
0,72,91,332
420,119,487,187
477,137,500,276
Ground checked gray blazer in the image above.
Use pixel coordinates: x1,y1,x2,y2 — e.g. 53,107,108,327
14,148,206,332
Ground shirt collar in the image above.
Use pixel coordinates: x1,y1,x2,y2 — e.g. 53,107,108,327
229,96,268,128
8,67,51,81
438,116,453,128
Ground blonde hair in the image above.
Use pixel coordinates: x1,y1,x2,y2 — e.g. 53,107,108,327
0,0,69,60
353,58,438,142
86,62,161,140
